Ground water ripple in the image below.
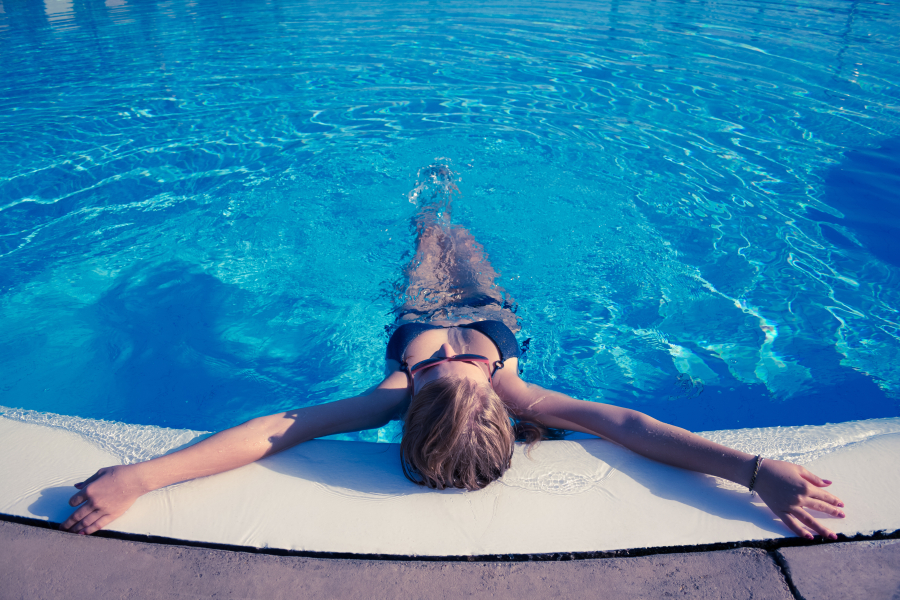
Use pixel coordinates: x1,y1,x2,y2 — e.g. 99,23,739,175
0,0,898,432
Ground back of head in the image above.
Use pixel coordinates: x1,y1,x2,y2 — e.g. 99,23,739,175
401,375,514,490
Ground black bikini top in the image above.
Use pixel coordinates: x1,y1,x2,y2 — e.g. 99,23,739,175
386,320,520,376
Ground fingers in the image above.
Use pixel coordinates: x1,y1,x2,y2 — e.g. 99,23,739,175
60,504,94,532
801,469,832,488
73,470,105,491
792,507,838,541
780,513,813,540
808,488,844,508
69,468,112,506
803,498,846,519
61,503,120,535
756,460,845,541
81,514,115,536
68,512,97,535
61,506,108,535
74,508,105,534
780,508,839,541
59,466,132,535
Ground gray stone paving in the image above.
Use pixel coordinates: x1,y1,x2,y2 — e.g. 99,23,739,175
2,520,898,599
0,521,790,600
778,539,900,600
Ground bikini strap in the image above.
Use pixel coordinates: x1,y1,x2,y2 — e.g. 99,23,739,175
491,360,504,377
399,360,414,391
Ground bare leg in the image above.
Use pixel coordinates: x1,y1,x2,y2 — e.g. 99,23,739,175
396,164,519,332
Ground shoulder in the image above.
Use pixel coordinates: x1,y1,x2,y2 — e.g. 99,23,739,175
371,369,411,421
381,361,409,387
384,358,405,379
492,362,531,409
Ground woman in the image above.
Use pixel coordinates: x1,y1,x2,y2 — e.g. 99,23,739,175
61,165,845,540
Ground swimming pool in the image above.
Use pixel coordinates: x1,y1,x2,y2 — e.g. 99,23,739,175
1,0,898,442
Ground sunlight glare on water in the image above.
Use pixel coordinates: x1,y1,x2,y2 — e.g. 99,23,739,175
0,0,899,438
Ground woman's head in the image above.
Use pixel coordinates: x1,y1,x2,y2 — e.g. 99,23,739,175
400,375,515,490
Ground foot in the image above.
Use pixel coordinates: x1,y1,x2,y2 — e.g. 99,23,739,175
409,163,458,232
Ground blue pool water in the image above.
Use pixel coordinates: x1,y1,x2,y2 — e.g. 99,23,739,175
1,0,899,441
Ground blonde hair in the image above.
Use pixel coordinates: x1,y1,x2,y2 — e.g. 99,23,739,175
401,376,516,490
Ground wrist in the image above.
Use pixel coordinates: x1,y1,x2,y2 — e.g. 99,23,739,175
126,461,162,494
724,453,758,487
747,455,764,491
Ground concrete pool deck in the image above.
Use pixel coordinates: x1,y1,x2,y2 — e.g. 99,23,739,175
3,411,900,598
2,519,899,599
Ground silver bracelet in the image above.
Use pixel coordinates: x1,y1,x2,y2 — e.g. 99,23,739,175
748,455,764,493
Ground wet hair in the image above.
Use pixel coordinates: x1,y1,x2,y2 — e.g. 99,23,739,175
400,375,546,490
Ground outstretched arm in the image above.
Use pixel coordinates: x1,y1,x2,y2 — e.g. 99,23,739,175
497,378,845,540
61,375,409,535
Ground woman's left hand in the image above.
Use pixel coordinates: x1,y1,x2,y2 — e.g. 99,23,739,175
752,459,845,540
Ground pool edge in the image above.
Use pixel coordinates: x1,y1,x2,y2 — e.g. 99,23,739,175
4,512,897,562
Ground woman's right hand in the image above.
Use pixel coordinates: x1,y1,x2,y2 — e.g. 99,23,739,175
56,387,408,535
60,465,147,535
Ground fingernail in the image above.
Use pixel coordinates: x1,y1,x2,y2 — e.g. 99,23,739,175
805,534,813,540
838,502,844,507
839,512,845,518
830,533,838,540
823,479,832,484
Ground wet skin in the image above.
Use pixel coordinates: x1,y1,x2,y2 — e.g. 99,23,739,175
60,167,846,541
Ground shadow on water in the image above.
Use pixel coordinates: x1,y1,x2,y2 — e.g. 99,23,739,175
75,261,317,431
808,137,900,267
